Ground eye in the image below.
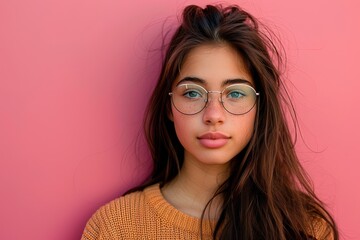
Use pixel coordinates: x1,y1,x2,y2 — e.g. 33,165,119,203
227,90,245,99
183,90,203,99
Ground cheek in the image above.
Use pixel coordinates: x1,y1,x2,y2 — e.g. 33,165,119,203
172,112,188,133
172,109,197,143
233,109,256,141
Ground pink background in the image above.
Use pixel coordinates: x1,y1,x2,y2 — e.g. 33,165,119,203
1,0,359,239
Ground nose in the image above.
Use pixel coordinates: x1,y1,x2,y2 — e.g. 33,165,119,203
202,92,226,125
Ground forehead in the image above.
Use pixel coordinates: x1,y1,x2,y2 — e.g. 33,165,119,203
175,44,253,87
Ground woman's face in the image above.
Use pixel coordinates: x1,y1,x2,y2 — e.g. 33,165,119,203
169,44,257,168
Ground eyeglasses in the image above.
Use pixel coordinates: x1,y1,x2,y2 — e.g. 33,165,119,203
169,83,259,115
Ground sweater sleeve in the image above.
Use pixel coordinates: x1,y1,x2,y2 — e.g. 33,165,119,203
81,209,104,240
81,204,118,240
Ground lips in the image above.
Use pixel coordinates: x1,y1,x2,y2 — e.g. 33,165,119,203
197,132,230,148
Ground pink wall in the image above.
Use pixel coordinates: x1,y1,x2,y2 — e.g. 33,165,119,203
0,0,359,239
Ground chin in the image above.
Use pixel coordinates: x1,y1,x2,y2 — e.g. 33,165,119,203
196,154,235,166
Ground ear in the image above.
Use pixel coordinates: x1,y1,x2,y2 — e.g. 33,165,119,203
167,108,174,122
167,105,174,122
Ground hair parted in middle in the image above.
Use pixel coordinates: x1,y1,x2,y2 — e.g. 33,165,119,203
129,4,337,240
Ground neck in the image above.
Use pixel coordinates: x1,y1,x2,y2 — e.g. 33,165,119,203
161,155,229,219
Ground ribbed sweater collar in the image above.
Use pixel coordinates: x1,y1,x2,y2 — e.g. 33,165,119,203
144,184,214,236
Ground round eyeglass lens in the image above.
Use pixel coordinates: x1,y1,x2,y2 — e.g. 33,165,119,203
171,84,207,115
221,84,257,115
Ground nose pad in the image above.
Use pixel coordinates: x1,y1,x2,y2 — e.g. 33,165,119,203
204,91,224,110
206,97,222,107
206,91,222,105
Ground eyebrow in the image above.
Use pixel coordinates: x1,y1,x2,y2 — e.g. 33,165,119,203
176,76,253,87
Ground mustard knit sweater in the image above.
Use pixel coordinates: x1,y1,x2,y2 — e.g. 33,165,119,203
81,184,331,239
81,184,214,240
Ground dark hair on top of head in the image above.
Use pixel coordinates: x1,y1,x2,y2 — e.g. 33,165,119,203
127,4,338,240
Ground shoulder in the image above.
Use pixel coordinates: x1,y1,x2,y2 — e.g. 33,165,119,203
81,184,159,240
299,193,337,240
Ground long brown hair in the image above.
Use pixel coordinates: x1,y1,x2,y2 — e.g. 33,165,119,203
129,4,338,240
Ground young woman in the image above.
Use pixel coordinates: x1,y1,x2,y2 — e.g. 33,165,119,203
81,4,338,240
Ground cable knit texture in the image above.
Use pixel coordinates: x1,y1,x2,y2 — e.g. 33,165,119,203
81,184,214,240
81,184,331,240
